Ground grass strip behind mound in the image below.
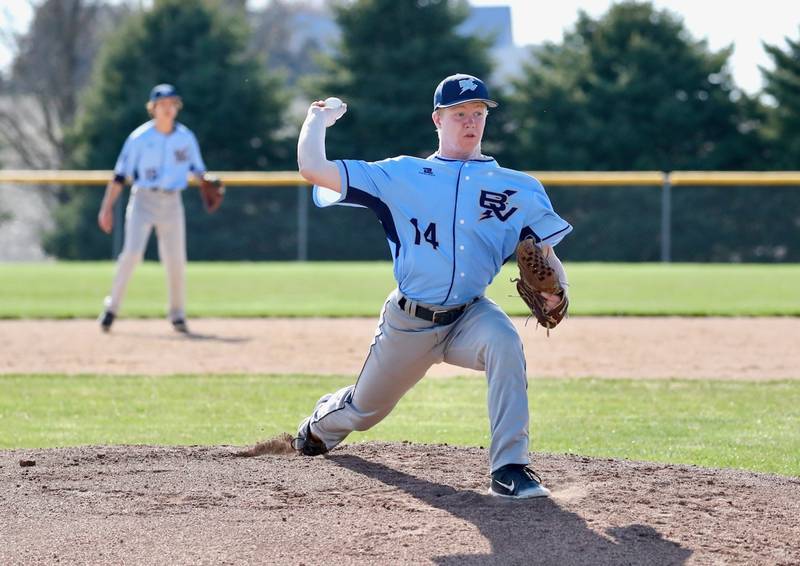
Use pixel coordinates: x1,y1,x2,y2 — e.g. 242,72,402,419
2,375,798,477
1,261,799,318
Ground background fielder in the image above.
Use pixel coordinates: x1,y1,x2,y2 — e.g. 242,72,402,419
97,84,210,334
294,74,572,499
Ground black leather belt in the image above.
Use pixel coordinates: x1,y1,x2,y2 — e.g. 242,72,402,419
398,296,472,326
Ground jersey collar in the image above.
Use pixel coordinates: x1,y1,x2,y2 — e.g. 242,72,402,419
428,153,497,166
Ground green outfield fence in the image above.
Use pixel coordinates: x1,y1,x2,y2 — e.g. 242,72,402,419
2,170,800,262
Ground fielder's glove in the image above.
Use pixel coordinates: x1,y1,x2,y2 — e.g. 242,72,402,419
199,173,225,213
514,238,569,333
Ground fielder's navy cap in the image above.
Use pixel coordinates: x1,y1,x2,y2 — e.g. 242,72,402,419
433,74,498,110
149,83,180,102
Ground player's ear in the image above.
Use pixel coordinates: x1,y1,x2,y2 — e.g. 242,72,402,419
431,110,441,129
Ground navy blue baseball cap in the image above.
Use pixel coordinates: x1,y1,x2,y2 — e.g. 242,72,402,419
433,74,498,110
149,83,180,102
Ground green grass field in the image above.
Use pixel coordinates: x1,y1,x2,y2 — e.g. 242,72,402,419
2,375,798,477
2,261,798,478
1,261,799,317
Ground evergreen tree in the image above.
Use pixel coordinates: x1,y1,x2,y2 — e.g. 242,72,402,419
762,30,800,169
311,0,494,162
502,1,773,261
301,0,495,260
47,0,291,259
505,1,756,171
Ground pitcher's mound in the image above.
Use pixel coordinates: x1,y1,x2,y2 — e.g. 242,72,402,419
2,442,798,565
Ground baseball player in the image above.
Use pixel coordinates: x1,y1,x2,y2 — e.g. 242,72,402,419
293,74,572,499
97,84,211,334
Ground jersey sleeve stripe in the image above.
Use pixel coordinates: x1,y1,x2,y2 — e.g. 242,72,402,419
539,224,573,245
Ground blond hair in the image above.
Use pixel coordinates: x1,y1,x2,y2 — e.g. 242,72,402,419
146,97,183,117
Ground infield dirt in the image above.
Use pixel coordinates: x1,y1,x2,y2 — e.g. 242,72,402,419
1,316,798,379
2,317,799,565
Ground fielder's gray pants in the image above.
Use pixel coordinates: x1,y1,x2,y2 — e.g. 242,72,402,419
307,289,530,472
105,188,186,322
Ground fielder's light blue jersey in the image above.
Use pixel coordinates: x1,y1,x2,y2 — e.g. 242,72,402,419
114,121,206,191
314,155,573,306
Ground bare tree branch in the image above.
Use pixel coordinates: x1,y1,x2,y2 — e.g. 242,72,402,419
34,90,61,162
0,0,126,169
0,112,53,168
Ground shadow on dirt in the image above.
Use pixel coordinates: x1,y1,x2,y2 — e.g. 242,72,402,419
178,331,251,343
330,454,692,566
117,330,252,344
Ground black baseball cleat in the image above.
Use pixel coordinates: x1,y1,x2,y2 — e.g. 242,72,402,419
291,418,328,456
98,310,115,333
489,464,551,499
172,319,189,333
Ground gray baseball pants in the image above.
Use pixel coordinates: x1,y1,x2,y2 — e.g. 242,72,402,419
104,188,186,322
306,288,531,472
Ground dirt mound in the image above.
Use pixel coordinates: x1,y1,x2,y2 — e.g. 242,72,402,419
234,432,295,457
2,442,798,565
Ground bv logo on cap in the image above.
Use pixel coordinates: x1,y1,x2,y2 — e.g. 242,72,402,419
434,73,498,110
458,78,479,94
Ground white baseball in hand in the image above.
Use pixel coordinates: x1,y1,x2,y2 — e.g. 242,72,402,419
319,97,346,127
324,97,343,109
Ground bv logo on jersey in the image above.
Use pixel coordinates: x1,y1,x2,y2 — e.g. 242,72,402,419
459,78,478,94
174,148,189,162
479,189,518,222
419,167,435,176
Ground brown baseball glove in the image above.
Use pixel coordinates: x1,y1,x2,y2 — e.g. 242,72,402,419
199,173,225,213
514,238,568,333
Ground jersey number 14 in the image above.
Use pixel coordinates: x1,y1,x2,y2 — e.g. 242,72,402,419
410,218,439,250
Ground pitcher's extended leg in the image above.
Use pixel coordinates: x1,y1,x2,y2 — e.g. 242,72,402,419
303,295,442,451
443,298,530,472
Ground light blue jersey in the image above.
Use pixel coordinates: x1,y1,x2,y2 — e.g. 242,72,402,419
314,155,572,306
113,121,206,191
